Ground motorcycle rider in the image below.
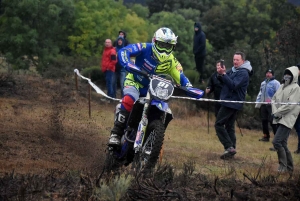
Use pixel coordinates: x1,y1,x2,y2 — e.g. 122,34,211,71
108,27,198,146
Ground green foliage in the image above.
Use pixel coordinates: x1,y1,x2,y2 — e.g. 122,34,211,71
129,4,149,19
0,0,75,73
93,174,133,201
146,0,220,17
183,69,198,85
42,55,75,79
175,8,200,22
1,0,299,116
69,0,151,59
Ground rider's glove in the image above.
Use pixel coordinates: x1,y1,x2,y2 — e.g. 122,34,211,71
186,82,193,87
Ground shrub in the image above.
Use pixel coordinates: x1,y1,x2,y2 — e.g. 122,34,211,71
93,174,133,201
42,56,75,79
81,66,106,86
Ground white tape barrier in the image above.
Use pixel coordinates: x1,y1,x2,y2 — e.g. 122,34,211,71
74,69,300,105
74,69,121,101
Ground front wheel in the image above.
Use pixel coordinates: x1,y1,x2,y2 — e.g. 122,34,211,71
134,119,165,171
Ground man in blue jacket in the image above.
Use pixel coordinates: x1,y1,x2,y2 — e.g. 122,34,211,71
255,69,280,142
215,51,252,159
193,22,206,83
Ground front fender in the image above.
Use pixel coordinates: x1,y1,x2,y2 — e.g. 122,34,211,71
151,99,172,114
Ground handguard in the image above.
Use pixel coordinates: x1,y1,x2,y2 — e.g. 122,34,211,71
186,87,205,99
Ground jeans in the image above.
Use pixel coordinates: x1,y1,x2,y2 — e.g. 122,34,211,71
215,105,238,150
105,70,116,98
294,115,300,150
114,71,126,97
272,124,291,152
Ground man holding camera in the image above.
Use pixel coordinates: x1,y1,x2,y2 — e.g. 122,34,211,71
215,52,252,159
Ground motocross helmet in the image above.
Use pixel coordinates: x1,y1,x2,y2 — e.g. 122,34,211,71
152,27,177,63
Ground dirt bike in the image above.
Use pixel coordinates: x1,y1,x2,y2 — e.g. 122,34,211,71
104,69,204,173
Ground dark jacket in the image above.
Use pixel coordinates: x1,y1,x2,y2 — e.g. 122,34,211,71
193,22,206,56
219,61,253,110
115,37,125,73
113,30,129,47
207,72,222,100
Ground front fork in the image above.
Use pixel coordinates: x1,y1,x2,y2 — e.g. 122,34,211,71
133,92,150,152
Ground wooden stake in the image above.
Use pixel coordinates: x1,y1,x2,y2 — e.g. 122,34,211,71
88,73,91,118
74,72,78,91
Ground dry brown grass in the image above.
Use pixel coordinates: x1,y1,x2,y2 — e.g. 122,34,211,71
2,74,300,200
163,113,300,178
0,75,116,175
1,73,299,180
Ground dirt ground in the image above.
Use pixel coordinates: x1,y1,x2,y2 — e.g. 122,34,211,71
0,74,111,176
1,74,300,201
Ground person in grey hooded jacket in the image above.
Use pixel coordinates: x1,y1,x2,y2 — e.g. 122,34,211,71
271,66,300,172
215,51,252,159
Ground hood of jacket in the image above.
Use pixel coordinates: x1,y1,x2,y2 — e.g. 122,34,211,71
231,60,252,73
119,30,127,38
115,36,125,51
283,66,298,85
194,22,202,33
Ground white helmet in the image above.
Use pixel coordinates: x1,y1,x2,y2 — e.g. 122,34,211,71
152,27,178,63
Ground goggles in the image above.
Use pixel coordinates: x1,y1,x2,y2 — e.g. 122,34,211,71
156,41,174,50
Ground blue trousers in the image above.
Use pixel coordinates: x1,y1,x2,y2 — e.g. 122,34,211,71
105,70,116,98
114,71,126,97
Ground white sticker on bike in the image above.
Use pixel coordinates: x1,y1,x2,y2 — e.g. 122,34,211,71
158,82,169,89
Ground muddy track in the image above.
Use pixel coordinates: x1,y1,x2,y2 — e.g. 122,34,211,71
0,75,109,175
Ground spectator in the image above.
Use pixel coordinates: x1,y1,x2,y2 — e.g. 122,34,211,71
206,60,223,117
255,69,280,142
193,22,206,83
215,51,252,159
293,63,300,154
271,66,300,172
101,39,117,98
114,37,126,97
113,30,130,47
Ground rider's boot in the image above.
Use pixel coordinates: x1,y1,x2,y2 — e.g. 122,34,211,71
109,109,130,146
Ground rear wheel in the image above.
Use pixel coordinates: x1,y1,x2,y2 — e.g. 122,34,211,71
134,119,165,171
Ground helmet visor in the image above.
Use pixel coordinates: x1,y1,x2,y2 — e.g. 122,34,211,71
156,41,174,50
